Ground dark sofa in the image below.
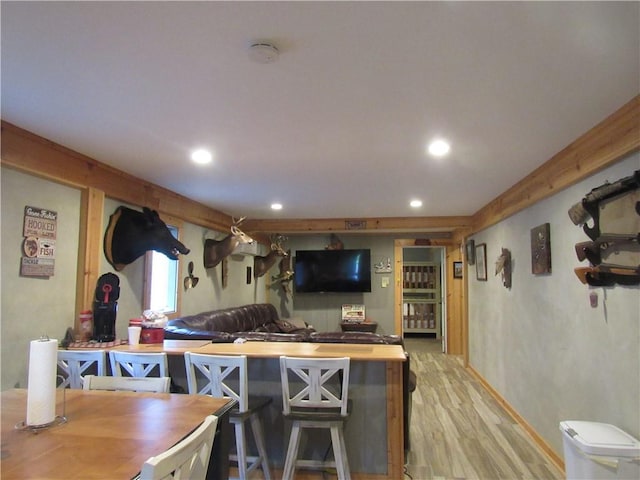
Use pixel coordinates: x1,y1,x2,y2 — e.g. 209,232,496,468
164,303,405,344
164,303,416,455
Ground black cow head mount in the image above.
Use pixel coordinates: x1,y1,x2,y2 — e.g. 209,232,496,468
104,206,190,271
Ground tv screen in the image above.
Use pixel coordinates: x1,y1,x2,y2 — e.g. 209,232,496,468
294,249,371,293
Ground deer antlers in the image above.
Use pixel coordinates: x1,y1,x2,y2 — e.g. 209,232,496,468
203,216,253,268
254,234,288,278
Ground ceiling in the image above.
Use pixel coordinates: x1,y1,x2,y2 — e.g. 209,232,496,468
2,2,638,222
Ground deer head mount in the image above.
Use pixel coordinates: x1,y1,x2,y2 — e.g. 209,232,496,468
203,217,254,269
325,233,343,250
254,234,288,278
495,247,512,289
272,248,294,294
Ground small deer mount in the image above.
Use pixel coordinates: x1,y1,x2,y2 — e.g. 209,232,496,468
203,217,253,269
272,249,294,295
254,234,288,278
495,247,512,289
325,233,343,250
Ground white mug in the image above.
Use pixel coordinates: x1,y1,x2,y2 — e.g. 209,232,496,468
128,326,142,345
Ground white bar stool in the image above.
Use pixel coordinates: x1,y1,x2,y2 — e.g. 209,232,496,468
279,356,351,480
184,352,272,480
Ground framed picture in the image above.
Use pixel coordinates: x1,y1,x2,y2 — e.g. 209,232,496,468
475,243,487,281
465,239,475,265
531,223,551,274
453,261,463,279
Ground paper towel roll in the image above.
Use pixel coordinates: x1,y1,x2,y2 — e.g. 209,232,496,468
26,338,58,426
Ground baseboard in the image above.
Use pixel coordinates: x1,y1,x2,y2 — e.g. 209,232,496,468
466,364,565,475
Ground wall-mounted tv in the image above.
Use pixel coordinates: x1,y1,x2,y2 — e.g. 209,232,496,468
294,249,371,293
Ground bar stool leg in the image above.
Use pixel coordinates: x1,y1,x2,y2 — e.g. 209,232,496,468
282,422,302,480
233,420,248,479
330,423,351,480
249,412,271,480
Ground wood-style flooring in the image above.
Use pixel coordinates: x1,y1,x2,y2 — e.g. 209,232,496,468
403,336,564,480
230,337,564,479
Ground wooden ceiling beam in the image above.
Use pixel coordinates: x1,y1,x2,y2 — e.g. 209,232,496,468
0,121,232,232
242,216,472,236
3,95,638,238
471,95,640,234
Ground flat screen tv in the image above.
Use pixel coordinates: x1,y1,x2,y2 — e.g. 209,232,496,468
294,249,371,293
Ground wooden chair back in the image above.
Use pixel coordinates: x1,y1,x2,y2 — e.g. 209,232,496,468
57,350,106,389
279,356,350,416
140,414,218,479
82,375,170,393
109,351,168,377
184,352,249,412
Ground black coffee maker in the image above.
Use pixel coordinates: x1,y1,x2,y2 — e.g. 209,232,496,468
92,273,120,342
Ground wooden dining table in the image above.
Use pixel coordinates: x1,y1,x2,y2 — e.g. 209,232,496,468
0,388,235,479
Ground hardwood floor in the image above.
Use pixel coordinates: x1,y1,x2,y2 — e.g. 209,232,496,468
230,337,564,479
404,336,564,480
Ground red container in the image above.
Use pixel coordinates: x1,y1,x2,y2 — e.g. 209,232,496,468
140,327,164,344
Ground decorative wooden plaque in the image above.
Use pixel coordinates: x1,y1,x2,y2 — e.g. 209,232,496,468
531,223,551,274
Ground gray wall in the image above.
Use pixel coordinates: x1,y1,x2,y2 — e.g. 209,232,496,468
277,235,397,334
1,168,81,390
467,153,640,458
1,168,266,390
274,237,443,336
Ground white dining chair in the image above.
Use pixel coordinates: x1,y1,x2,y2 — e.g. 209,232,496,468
57,350,106,389
139,414,218,480
184,352,271,480
82,375,170,393
279,356,351,480
109,351,168,378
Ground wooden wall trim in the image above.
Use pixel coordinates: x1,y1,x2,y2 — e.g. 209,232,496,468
445,244,464,355
0,121,232,232
5,93,635,238
386,361,404,479
472,95,640,234
393,242,404,335
243,216,473,234
75,187,104,328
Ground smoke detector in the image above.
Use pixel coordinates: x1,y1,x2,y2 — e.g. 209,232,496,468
248,43,279,64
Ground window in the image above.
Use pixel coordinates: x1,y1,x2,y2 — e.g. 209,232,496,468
143,222,182,317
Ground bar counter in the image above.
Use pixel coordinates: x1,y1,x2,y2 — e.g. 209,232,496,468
78,339,407,478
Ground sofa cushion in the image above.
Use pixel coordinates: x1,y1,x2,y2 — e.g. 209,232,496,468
310,331,403,345
230,331,311,342
166,303,280,334
275,319,309,333
163,326,232,342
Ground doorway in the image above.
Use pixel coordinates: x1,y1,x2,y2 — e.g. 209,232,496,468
396,245,446,353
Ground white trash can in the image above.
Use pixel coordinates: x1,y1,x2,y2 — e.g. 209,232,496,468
560,421,640,480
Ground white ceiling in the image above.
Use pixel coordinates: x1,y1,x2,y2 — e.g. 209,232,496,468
2,1,638,221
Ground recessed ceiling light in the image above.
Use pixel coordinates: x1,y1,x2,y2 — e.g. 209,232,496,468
191,149,213,165
410,199,423,208
271,203,283,211
427,139,450,157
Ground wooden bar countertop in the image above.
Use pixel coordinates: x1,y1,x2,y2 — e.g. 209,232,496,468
109,339,407,362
